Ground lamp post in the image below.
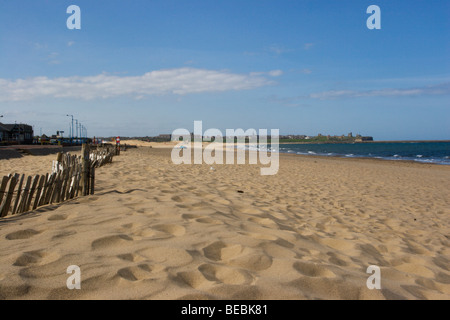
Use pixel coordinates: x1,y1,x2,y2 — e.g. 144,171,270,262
83,125,87,142
79,122,82,143
78,122,82,143
0,116,3,144
75,119,79,144
66,114,74,144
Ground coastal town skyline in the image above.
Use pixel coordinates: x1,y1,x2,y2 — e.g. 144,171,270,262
1,0,449,140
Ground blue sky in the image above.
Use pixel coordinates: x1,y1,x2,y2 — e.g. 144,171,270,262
0,0,449,140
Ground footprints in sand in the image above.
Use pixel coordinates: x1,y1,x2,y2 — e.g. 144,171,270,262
47,214,68,221
181,213,223,225
198,264,253,285
229,253,273,272
177,269,213,289
5,229,41,240
293,261,336,278
153,224,186,237
13,249,59,267
202,241,272,272
173,237,279,291
176,264,253,289
113,222,187,240
116,264,157,282
113,246,194,283
248,216,278,227
117,253,140,262
137,247,193,267
176,262,255,290
203,241,244,261
171,195,187,203
91,234,133,250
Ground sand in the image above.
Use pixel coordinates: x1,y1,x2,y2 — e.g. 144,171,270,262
0,143,449,300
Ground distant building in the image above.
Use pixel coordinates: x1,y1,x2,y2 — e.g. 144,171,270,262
0,123,34,144
355,136,374,142
279,135,306,140
158,134,172,141
0,124,8,142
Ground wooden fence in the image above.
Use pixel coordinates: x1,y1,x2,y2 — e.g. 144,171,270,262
0,144,117,218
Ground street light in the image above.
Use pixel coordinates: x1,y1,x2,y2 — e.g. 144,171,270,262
78,122,82,143
75,119,79,144
78,121,82,143
82,125,87,141
66,114,74,144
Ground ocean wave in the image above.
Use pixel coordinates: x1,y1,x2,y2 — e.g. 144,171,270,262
238,142,450,165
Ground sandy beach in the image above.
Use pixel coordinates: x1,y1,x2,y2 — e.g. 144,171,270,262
0,142,449,300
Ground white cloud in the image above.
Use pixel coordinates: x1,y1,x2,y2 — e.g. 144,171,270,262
250,70,283,77
268,70,283,77
309,83,450,100
269,83,450,107
0,68,278,102
67,41,75,47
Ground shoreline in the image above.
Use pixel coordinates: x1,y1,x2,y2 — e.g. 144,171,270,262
1,140,448,168
278,140,450,144
278,151,450,169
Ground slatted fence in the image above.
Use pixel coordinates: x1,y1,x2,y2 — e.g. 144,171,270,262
0,144,116,218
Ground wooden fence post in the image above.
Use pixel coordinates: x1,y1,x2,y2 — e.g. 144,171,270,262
33,174,46,210
17,176,31,214
0,174,19,217
12,174,25,214
90,162,96,195
81,143,90,196
24,175,40,213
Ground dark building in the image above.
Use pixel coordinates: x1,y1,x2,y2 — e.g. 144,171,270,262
355,136,374,142
158,134,172,141
0,123,34,144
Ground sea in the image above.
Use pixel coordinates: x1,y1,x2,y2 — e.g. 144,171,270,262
269,141,450,165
